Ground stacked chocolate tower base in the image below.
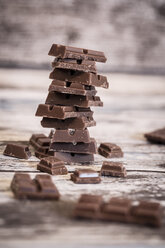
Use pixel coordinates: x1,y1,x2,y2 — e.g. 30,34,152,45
35,44,109,163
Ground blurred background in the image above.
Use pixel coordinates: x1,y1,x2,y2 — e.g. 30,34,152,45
0,0,165,74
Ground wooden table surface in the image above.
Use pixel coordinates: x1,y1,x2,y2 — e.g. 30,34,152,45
0,69,165,247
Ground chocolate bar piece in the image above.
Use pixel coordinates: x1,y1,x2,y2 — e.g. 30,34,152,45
98,143,123,158
49,69,109,89
52,129,90,143
36,104,93,119
49,80,97,96
11,173,60,200
48,44,107,62
74,194,103,219
52,58,96,73
35,150,56,159
145,127,165,144
3,143,31,159
101,161,127,178
37,156,68,175
131,201,162,227
41,116,96,129
71,169,101,184
50,138,97,154
53,152,94,163
101,198,132,222
46,92,103,108
29,134,50,153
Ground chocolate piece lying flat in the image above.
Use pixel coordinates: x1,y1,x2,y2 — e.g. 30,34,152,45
52,58,96,73
131,201,162,227
3,143,31,159
36,104,93,119
49,69,109,89
11,173,60,200
71,169,101,184
74,195,162,227
101,161,127,178
52,129,90,143
50,138,97,154
101,198,132,222
49,80,97,96
74,194,103,219
53,152,94,163
37,156,68,175
41,116,96,129
46,92,103,108
98,143,123,158
145,127,165,144
49,44,107,62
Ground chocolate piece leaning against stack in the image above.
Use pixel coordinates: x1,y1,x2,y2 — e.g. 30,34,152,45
35,44,109,163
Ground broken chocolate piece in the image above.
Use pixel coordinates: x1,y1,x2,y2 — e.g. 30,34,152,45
52,129,90,143
36,104,93,119
145,127,165,144
101,197,132,222
37,156,68,175
71,169,101,184
98,143,123,158
3,143,31,159
49,79,97,96
48,44,107,62
53,152,94,163
52,58,97,73
74,194,103,219
131,201,162,227
49,69,109,88
50,138,97,154
45,92,103,108
11,173,60,200
101,161,127,178
41,116,96,129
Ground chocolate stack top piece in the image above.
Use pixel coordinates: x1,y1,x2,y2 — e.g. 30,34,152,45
48,44,107,62
35,44,109,164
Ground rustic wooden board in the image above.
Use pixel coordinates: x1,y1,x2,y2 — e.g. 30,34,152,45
0,69,165,247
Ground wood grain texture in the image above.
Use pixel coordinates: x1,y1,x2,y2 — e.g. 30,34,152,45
0,69,165,247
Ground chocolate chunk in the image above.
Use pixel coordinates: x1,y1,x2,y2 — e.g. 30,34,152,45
48,44,107,62
52,152,94,163
145,127,165,144
101,161,127,178
101,198,132,222
50,138,97,154
131,201,162,227
46,92,103,108
35,150,56,159
71,169,101,184
49,69,109,89
29,133,47,146
98,143,123,158
41,116,96,129
30,135,50,153
3,143,31,159
37,156,68,175
52,58,97,73
74,194,103,219
52,129,90,143
36,104,93,119
11,173,60,200
49,79,97,96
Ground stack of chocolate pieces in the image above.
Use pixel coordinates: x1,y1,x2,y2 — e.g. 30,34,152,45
35,44,109,163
